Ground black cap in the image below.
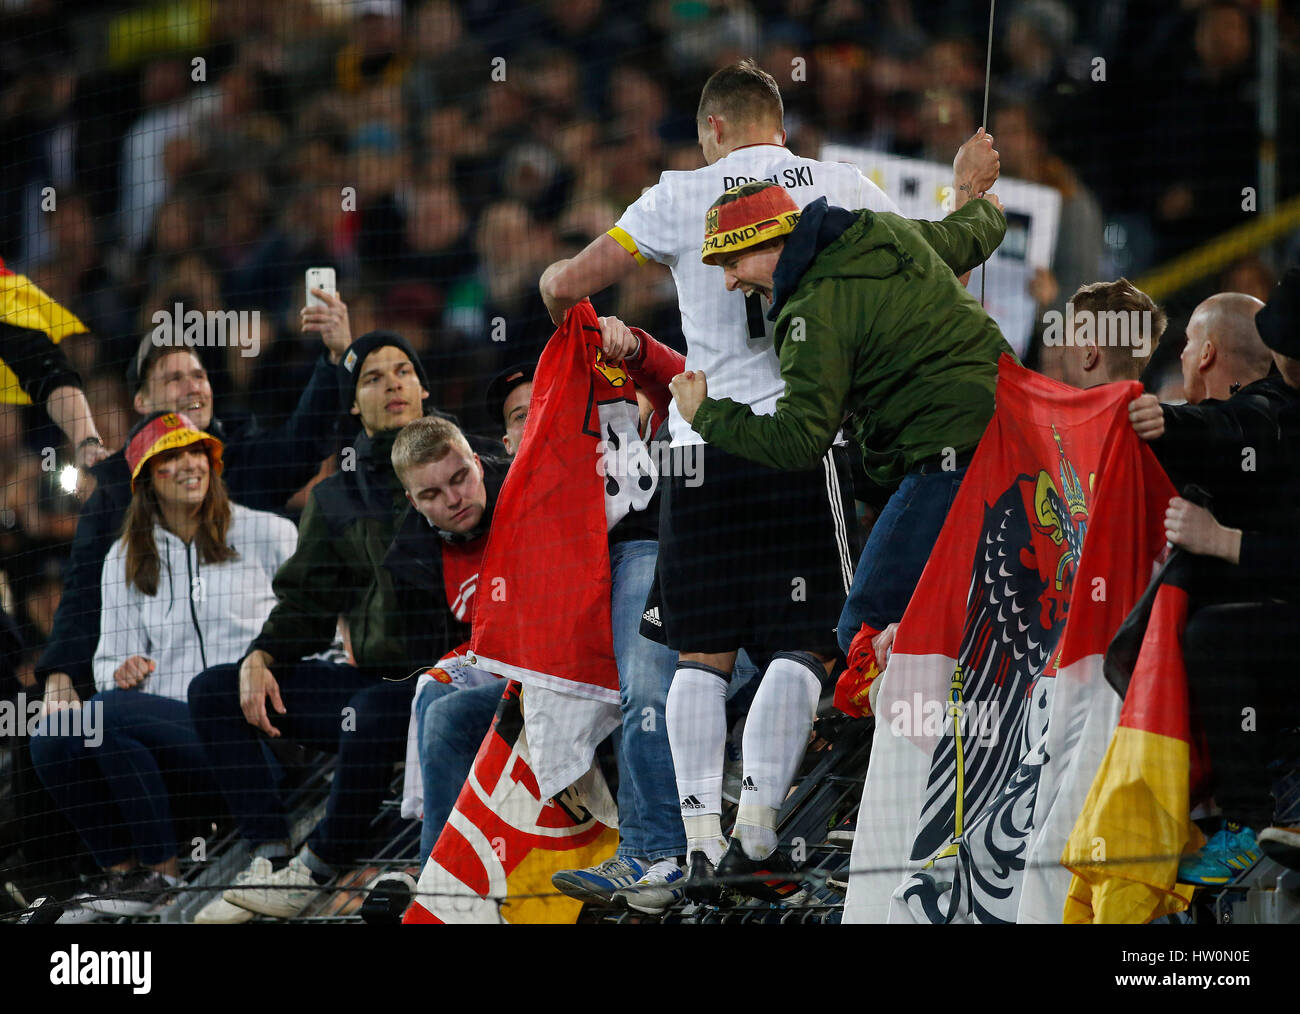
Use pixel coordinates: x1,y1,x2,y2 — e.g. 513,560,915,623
484,361,536,426
1254,266,1300,358
338,330,431,407
127,292,211,392
126,330,195,393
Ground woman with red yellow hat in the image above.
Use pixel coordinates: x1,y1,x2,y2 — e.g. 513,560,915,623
30,411,297,918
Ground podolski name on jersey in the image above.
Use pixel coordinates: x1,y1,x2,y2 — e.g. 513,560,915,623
722,167,815,191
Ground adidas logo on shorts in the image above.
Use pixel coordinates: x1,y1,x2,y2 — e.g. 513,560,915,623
642,606,662,627
680,795,705,810
741,776,757,793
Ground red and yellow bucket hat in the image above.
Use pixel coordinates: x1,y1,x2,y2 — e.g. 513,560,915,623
125,411,224,492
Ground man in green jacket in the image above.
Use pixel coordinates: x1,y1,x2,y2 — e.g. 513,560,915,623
671,181,1012,716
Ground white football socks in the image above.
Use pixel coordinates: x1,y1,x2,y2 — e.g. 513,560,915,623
735,654,822,860
667,664,729,861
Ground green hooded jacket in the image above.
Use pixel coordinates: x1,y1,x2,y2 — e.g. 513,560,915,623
693,197,1014,484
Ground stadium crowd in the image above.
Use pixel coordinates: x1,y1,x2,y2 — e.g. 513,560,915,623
2,0,1300,922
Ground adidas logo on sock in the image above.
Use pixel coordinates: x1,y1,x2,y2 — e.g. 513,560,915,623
642,607,662,627
741,776,757,792
680,795,705,810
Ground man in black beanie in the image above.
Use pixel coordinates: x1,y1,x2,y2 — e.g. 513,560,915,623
188,330,440,920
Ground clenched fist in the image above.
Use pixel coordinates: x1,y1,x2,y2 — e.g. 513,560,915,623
669,370,709,425
1129,393,1165,441
953,127,1000,203
114,655,155,690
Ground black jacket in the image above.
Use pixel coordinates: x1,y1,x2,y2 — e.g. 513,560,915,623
381,456,510,669
1155,375,1300,601
35,352,341,698
248,416,508,679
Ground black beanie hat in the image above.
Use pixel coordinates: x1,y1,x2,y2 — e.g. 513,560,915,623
338,330,431,407
484,361,536,426
1254,266,1300,358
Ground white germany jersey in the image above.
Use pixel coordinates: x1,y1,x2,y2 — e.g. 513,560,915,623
610,143,901,446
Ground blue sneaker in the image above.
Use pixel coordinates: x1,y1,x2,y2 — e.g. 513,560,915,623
613,859,686,915
1177,822,1260,886
551,856,646,905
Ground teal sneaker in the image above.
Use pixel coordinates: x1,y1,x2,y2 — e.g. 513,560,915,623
1177,822,1260,886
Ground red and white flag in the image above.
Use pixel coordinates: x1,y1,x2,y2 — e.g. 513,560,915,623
843,356,1173,923
404,682,618,924
469,298,651,799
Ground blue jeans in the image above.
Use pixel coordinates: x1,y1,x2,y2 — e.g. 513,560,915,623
837,467,967,656
414,542,689,865
30,690,218,868
610,539,686,862
416,681,506,861
188,660,415,866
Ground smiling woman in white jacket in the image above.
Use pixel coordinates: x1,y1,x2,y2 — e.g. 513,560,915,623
31,411,296,917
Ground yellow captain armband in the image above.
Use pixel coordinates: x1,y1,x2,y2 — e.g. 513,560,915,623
606,227,648,266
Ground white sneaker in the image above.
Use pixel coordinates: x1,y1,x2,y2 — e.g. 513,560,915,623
223,856,321,919
80,869,178,917
193,894,255,924
614,858,686,915
55,902,101,924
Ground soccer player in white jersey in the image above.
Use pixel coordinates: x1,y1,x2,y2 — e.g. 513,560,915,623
540,60,999,906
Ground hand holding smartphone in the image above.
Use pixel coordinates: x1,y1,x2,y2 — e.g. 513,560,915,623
302,267,350,362
306,267,336,307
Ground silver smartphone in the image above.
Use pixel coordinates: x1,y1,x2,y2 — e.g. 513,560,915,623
305,267,336,308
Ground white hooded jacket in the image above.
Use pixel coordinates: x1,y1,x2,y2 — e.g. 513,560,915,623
93,503,298,701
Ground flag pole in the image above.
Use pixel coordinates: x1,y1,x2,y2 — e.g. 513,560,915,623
980,0,996,308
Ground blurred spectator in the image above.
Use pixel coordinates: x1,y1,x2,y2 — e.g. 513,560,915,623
27,193,132,366
539,0,644,112
82,370,133,455
404,0,487,118
334,0,408,94
228,183,359,324
517,47,589,138
915,87,977,167
1220,255,1278,303
501,141,570,222
118,59,216,252
813,42,887,148
1001,0,1077,101
462,199,558,364
993,101,1104,317
6,59,81,270
654,0,761,79
1142,2,1260,260
390,182,475,289
209,171,275,297
1141,332,1189,405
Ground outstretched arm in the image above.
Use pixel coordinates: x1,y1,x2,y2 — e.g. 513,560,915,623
541,233,639,325
0,322,105,469
688,306,854,471
908,195,1007,278
625,328,684,409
